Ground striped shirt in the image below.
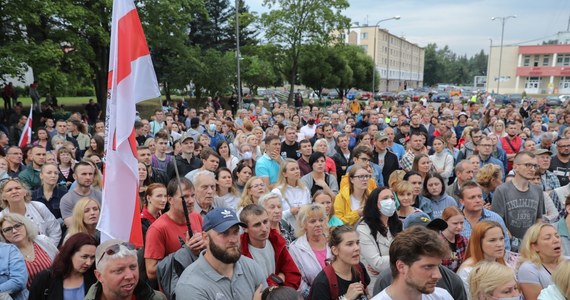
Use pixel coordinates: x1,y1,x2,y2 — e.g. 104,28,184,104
25,242,53,288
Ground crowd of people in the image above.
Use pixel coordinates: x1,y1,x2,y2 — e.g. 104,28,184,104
1,93,570,300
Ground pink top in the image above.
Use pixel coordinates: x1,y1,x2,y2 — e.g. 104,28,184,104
313,248,328,269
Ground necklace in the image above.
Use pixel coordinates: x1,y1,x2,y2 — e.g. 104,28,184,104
21,244,35,260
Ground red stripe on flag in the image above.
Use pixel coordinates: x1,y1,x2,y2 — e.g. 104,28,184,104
117,9,151,86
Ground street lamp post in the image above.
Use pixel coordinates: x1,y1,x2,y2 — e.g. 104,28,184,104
236,0,242,108
372,16,400,96
491,15,516,95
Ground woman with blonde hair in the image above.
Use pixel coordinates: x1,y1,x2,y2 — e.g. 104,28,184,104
387,170,406,189
64,197,100,243
393,180,422,221
245,134,262,159
517,223,564,300
0,213,58,288
334,165,370,225
237,176,268,211
539,259,570,299
289,203,331,298
475,163,503,206
0,178,61,246
271,159,311,227
468,261,520,300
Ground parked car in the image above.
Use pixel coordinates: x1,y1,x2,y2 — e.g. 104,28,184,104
397,91,412,101
377,91,396,101
546,96,562,107
560,95,570,103
432,92,450,103
359,92,373,100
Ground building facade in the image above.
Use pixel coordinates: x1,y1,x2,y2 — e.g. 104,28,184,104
487,44,570,95
341,26,424,92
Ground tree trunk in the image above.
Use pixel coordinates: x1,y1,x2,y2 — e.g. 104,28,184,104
164,81,171,102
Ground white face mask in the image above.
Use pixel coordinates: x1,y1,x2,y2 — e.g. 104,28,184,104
379,199,397,216
242,151,253,160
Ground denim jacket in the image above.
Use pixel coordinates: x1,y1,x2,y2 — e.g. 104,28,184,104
0,242,28,300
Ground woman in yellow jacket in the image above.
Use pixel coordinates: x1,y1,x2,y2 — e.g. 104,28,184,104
334,165,371,225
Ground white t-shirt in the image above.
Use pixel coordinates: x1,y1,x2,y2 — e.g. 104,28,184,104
300,124,316,140
248,242,276,279
372,287,453,300
350,195,361,211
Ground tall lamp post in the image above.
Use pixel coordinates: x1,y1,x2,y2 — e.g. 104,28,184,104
372,16,400,96
236,0,242,108
491,15,516,95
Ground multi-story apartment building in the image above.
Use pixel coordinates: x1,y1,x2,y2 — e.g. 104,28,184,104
340,26,424,92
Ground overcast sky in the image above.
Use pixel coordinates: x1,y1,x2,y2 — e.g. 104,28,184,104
247,0,570,57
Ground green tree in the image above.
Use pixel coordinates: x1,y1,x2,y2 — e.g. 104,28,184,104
240,55,277,95
260,0,351,105
192,48,234,98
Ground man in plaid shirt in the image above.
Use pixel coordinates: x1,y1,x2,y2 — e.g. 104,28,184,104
535,149,560,192
399,131,428,172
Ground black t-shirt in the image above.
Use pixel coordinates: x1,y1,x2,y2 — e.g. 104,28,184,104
281,141,300,159
310,262,370,300
549,156,570,187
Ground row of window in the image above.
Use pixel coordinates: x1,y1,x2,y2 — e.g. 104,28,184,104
522,54,570,67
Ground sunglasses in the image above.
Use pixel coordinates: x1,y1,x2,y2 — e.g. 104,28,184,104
0,178,21,190
97,242,136,265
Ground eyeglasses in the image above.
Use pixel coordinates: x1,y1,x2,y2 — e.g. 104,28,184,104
0,178,20,190
558,145,570,149
1,223,24,234
519,163,538,169
352,175,372,181
97,242,136,265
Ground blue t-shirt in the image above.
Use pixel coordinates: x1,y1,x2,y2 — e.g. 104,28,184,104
255,154,281,184
63,282,84,300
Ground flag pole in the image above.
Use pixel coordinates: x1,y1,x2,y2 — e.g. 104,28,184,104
172,156,193,238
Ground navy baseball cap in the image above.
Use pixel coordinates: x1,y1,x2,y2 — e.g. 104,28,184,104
403,211,447,231
202,208,246,233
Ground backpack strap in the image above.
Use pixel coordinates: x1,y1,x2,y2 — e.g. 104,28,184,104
323,264,339,300
354,262,368,289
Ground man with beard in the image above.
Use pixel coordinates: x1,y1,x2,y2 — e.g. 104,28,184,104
239,204,301,289
492,151,544,250
60,161,102,226
175,208,266,299
500,121,522,172
18,145,46,190
399,132,426,172
550,138,570,186
373,225,454,300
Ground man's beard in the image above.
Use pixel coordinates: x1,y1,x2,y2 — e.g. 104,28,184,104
559,151,570,158
209,237,241,264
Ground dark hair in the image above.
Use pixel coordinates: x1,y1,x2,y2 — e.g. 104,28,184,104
215,140,229,155
352,145,372,160
469,127,481,138
403,171,422,181
68,119,86,134
308,152,326,167
200,147,220,161
389,226,449,278
90,135,105,156
261,286,302,300
73,160,95,173
363,187,402,239
166,177,193,197
329,225,356,260
239,204,267,225
459,181,481,200
264,135,280,145
422,172,446,197
299,139,312,148
51,233,98,278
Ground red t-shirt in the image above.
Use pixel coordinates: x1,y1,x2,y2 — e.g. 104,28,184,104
144,212,203,260
500,135,522,171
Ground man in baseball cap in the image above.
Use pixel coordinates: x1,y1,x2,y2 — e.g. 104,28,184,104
166,132,201,180
175,208,266,299
403,211,448,231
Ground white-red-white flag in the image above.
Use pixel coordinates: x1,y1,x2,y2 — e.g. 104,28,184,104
18,106,33,148
97,0,160,247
